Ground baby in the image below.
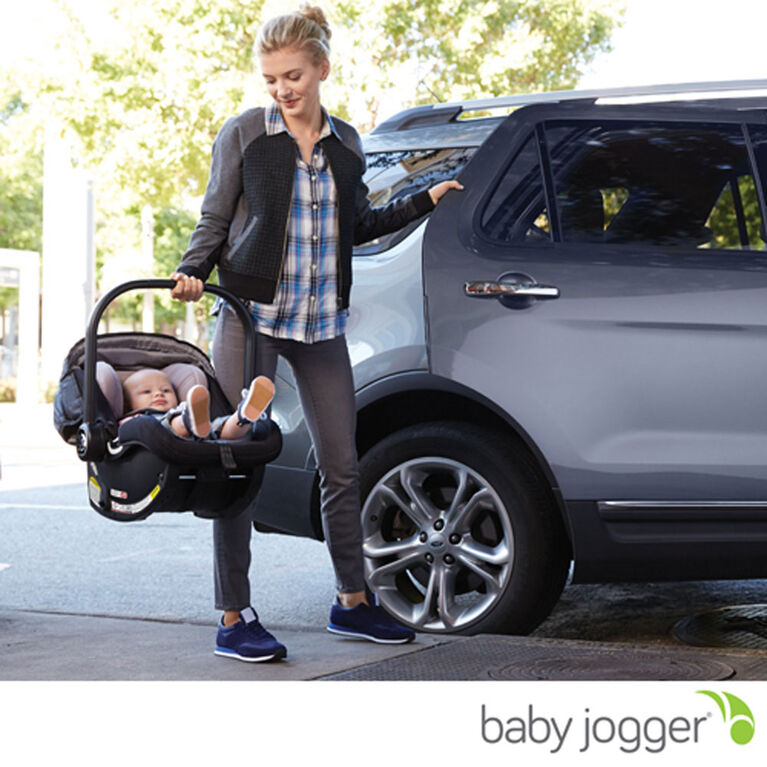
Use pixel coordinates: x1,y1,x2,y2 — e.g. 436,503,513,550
122,368,274,440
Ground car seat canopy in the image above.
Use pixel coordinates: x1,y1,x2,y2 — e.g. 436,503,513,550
54,332,235,444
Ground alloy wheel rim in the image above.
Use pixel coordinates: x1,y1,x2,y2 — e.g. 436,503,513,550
362,456,514,632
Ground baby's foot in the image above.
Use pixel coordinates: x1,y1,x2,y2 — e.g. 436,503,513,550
237,376,275,425
183,385,211,438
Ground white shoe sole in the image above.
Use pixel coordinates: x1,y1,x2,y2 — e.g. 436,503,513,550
326,625,415,644
214,647,286,662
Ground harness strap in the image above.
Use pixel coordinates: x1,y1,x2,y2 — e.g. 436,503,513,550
218,444,237,470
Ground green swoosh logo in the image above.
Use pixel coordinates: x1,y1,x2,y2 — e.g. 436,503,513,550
698,690,755,745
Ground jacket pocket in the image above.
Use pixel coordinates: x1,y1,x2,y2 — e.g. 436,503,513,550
225,215,258,262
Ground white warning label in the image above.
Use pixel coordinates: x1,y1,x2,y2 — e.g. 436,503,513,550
110,485,161,515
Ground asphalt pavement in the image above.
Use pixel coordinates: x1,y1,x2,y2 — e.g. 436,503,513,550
4,402,767,681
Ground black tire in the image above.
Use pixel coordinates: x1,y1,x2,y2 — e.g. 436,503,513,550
359,421,570,635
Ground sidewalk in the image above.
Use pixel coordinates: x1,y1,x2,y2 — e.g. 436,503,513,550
0,608,455,681
3,607,767,681
3,403,767,681
0,402,82,490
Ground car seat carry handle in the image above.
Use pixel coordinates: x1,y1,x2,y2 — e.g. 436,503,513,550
78,279,256,462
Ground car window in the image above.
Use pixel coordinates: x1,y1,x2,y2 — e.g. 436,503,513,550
480,132,551,243
355,147,477,255
550,121,766,250
703,174,763,250
748,124,767,242
750,124,767,171
480,120,767,251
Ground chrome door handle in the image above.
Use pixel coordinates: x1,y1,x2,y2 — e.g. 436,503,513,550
464,280,560,299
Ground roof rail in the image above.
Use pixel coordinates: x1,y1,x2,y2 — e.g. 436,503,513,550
371,79,767,134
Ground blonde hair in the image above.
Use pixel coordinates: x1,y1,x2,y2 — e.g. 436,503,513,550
256,4,332,64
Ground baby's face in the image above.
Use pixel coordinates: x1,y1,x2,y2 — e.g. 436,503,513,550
124,370,179,412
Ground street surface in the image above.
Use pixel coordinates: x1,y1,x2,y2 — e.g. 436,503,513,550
3,403,767,646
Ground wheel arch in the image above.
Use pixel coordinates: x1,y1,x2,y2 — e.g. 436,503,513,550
354,371,573,550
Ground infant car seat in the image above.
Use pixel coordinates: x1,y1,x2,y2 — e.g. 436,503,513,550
54,279,282,522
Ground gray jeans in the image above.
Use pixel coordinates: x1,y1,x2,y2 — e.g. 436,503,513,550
211,303,365,610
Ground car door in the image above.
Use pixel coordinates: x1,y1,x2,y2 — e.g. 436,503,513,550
423,103,767,576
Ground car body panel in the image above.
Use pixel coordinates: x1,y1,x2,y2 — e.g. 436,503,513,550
424,102,767,501
346,224,429,388
422,99,767,581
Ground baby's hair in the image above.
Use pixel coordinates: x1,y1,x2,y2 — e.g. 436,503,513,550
256,4,332,64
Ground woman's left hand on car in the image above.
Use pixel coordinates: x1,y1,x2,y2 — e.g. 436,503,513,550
428,180,464,206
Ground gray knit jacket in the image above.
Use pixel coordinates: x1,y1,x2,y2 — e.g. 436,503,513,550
176,107,435,308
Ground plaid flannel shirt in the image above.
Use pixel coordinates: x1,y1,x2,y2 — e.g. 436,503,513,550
248,101,347,343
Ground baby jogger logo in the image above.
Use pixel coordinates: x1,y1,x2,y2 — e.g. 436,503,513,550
697,691,756,745
480,690,755,754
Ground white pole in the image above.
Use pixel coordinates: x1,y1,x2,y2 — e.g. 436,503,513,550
141,204,154,332
40,127,92,388
184,301,196,342
85,179,95,312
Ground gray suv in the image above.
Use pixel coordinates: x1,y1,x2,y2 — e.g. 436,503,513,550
252,80,767,636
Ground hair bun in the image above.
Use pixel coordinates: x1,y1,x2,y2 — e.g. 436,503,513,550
298,3,332,40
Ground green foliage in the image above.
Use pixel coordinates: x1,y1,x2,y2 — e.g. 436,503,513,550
331,0,623,128
0,91,43,253
0,159,42,253
706,175,764,250
47,0,267,208
6,0,624,328
36,0,622,207
101,205,198,329
1,93,28,124
152,206,200,328
153,207,199,276
0,287,17,313
0,377,16,402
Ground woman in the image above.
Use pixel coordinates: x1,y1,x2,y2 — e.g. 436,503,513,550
171,4,462,662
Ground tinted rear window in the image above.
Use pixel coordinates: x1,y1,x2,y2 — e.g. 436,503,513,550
479,120,766,251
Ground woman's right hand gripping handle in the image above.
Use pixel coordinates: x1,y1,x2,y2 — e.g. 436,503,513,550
170,272,204,302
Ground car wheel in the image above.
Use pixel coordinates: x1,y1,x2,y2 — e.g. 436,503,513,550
359,421,570,635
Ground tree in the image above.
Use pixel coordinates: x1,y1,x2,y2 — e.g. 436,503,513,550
8,0,623,325
37,0,622,205
40,0,268,208
0,92,43,253
0,87,43,368
332,0,623,128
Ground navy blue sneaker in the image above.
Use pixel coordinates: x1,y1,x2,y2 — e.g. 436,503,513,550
327,592,415,644
214,607,287,662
